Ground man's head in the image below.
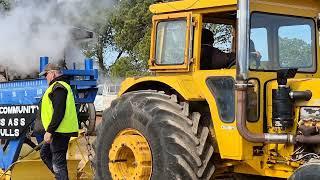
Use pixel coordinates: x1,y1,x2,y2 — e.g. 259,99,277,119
39,63,62,84
202,28,214,45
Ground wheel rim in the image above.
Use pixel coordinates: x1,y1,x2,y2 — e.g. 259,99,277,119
109,129,152,180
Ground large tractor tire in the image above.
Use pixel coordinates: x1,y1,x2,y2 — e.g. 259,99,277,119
94,90,215,180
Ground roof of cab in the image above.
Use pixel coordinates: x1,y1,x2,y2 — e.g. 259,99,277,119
150,0,237,14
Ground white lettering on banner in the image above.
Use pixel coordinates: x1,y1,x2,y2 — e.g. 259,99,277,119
0,129,19,137
0,118,5,126
15,129,19,136
18,106,23,114
0,105,38,115
14,118,19,126
0,117,30,138
20,118,25,126
8,118,13,126
0,105,38,139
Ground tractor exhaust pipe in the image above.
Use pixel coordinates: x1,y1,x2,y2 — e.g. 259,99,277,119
236,83,294,143
236,0,250,80
235,0,294,144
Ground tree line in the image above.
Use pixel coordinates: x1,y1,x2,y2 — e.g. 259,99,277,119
83,0,154,78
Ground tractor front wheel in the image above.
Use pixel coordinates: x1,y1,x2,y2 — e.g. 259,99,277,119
94,91,215,180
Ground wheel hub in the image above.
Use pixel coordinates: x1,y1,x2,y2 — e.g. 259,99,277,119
109,129,152,180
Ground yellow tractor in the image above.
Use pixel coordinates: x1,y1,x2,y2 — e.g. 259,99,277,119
94,0,320,179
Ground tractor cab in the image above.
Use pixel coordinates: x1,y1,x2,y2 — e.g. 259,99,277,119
148,0,318,76
148,1,238,72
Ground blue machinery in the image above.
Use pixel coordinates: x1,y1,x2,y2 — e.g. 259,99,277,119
0,57,98,171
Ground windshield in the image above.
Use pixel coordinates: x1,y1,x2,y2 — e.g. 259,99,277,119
155,20,187,65
250,13,315,72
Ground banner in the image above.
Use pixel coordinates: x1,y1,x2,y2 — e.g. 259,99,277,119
0,105,38,140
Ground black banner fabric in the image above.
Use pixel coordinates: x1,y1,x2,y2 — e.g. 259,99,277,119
0,105,38,140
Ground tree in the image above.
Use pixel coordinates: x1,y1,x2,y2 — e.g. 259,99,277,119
80,0,153,78
203,23,233,52
76,4,114,76
81,20,112,76
109,56,149,77
279,37,312,68
105,0,153,78
0,0,11,11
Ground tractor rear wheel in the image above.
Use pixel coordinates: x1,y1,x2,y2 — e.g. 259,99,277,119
94,91,215,180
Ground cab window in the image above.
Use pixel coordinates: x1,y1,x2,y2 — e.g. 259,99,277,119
200,12,236,70
250,27,269,69
250,13,315,72
155,20,187,65
203,23,233,53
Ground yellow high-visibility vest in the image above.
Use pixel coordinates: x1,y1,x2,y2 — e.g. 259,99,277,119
41,81,79,133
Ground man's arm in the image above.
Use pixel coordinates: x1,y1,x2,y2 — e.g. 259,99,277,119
46,87,68,133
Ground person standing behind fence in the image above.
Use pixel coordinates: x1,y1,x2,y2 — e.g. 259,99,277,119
39,63,79,180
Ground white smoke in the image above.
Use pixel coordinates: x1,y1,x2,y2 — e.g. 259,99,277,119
0,0,113,79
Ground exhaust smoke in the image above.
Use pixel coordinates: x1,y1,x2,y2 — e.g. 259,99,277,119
0,0,113,80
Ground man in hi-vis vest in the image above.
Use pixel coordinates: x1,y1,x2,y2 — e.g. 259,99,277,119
39,63,79,180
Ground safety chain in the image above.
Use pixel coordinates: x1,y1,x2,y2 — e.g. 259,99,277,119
27,124,33,140
83,123,95,172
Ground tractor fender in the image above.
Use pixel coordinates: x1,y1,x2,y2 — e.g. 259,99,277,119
118,76,204,101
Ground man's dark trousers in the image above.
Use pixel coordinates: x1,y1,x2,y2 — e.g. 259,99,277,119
40,133,70,180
